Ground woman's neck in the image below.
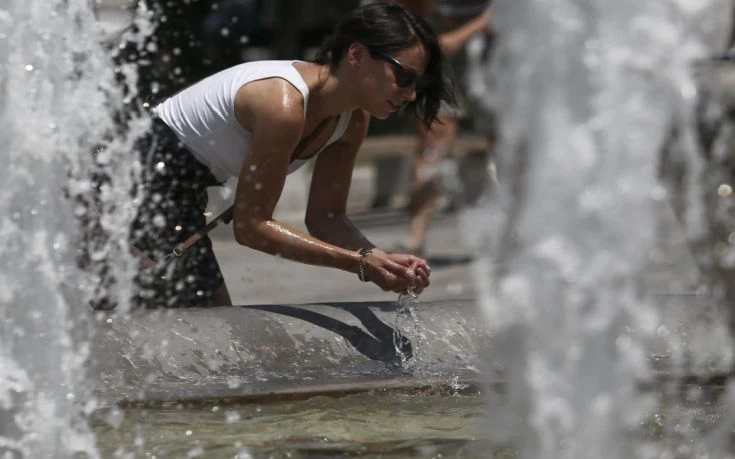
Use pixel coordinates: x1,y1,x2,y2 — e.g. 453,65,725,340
298,62,358,120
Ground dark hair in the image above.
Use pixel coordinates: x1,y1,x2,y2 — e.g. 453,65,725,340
314,1,456,129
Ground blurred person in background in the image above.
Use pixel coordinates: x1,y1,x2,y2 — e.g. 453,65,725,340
127,1,455,308
396,0,493,256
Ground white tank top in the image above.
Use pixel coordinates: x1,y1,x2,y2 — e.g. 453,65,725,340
153,60,352,182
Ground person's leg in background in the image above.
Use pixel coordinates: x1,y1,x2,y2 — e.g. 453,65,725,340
393,0,492,256
404,114,459,255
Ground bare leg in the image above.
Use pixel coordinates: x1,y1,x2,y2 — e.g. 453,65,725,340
407,179,441,253
405,116,459,253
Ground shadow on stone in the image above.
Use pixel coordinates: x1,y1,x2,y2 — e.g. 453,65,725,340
243,302,412,365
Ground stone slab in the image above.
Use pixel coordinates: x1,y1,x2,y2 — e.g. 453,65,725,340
88,300,493,406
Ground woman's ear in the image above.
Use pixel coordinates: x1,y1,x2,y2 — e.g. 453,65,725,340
346,42,368,68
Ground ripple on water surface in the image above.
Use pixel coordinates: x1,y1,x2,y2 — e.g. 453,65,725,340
90,383,735,458
90,388,516,458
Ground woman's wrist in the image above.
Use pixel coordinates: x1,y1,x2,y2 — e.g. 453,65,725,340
357,247,373,282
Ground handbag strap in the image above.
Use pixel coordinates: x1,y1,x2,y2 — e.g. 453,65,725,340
152,205,234,269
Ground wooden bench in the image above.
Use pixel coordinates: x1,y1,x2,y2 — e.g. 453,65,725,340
357,134,492,208
357,134,489,159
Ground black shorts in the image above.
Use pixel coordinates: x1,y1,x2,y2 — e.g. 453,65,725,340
130,118,225,307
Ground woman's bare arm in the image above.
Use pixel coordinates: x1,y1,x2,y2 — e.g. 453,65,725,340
232,80,361,273
305,109,431,292
305,109,373,250
231,82,424,292
439,5,493,58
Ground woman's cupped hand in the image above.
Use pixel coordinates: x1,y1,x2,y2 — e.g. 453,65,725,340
363,249,431,295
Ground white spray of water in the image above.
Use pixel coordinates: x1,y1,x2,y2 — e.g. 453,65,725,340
0,0,149,456
394,290,427,371
465,0,733,457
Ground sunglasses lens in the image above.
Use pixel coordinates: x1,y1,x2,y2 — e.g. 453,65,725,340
373,51,418,88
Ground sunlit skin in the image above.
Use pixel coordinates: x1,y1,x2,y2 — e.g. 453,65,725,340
214,42,431,305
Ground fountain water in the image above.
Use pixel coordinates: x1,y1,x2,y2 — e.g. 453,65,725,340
0,1,148,456
394,290,428,370
464,0,734,457
5,0,735,456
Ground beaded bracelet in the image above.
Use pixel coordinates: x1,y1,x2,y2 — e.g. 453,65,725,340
358,247,373,282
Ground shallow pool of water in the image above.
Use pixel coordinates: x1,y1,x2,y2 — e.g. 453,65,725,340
91,386,516,458
89,382,735,458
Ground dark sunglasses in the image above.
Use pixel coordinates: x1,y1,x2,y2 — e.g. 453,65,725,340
371,51,427,89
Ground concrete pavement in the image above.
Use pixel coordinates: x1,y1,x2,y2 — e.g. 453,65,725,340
210,208,477,306
205,163,480,306
89,299,492,405
206,164,702,306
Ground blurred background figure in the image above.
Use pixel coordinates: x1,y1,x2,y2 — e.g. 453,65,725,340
395,0,494,256
112,0,361,101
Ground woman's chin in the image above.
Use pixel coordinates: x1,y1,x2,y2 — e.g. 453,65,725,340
363,103,393,119
370,109,392,120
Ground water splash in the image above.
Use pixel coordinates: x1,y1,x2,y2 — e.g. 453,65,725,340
0,0,149,456
465,0,733,457
393,288,428,371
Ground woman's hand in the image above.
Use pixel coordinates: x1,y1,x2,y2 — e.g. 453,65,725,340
362,249,431,294
386,253,431,294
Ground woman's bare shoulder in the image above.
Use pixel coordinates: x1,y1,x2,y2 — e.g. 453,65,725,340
233,78,306,132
